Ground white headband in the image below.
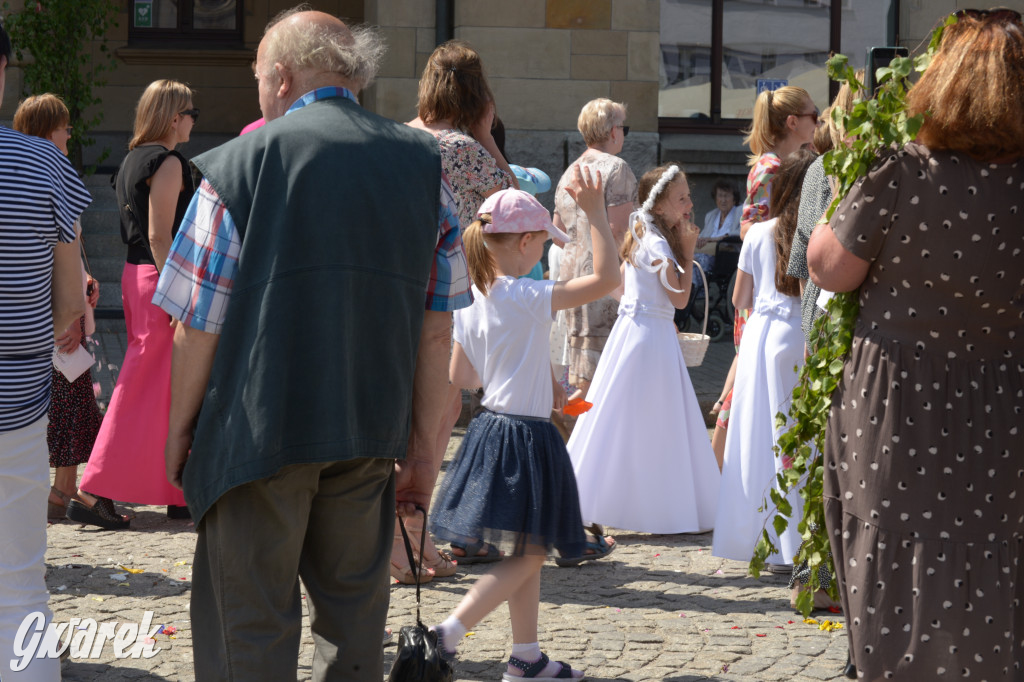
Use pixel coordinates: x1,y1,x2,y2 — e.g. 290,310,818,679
624,164,687,293
640,164,681,215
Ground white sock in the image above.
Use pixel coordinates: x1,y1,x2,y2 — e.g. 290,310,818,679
439,615,467,652
511,642,542,662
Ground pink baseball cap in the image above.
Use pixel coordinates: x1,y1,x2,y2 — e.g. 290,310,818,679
477,189,570,243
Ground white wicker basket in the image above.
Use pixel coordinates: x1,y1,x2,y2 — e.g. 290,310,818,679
678,259,710,367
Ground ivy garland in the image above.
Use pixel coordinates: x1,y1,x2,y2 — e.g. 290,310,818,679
2,0,119,172
749,19,954,618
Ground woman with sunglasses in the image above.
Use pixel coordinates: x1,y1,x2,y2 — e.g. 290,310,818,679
808,10,1024,678
68,80,197,529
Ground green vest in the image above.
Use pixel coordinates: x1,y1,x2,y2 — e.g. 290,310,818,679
184,95,441,522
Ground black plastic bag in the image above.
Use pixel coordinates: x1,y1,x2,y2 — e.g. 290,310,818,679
387,508,454,682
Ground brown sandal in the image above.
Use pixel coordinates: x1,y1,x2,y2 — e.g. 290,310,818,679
47,486,84,521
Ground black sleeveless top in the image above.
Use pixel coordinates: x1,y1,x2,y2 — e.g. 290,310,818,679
112,145,194,267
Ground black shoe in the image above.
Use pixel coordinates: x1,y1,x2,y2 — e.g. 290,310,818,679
66,497,130,530
843,654,857,679
166,505,191,520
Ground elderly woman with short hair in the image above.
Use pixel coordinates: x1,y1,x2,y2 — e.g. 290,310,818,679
554,98,637,399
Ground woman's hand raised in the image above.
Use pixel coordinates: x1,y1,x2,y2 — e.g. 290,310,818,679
564,165,605,219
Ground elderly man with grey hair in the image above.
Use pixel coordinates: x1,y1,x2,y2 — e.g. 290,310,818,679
153,6,471,680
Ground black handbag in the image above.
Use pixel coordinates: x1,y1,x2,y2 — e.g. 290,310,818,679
387,507,454,682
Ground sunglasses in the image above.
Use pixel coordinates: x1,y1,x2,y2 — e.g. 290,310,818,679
616,124,630,137
794,110,820,122
179,108,200,122
953,8,1022,22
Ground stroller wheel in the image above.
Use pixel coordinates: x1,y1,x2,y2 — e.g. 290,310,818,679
707,312,728,342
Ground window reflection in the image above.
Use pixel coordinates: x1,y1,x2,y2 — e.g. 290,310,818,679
721,0,829,119
659,0,893,122
659,0,712,119
194,0,237,30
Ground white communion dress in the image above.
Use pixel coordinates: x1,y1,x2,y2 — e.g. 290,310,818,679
567,229,720,534
712,218,805,563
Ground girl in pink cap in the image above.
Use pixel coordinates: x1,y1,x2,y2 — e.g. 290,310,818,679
427,167,617,681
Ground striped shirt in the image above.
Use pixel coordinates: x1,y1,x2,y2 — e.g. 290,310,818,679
154,87,472,334
0,126,92,432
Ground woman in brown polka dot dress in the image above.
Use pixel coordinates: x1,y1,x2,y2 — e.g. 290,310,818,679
807,11,1024,680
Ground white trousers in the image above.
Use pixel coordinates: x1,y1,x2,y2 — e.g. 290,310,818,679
0,417,59,681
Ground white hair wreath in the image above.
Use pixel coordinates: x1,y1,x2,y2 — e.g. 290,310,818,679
628,164,687,293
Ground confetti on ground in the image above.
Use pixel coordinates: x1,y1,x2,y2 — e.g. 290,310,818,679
118,565,145,574
730,626,739,629
828,606,842,613
654,553,661,558
721,664,730,673
787,620,794,624
56,585,67,591
803,618,819,625
756,633,767,637
715,569,724,574
117,582,130,587
775,626,785,629
157,626,177,636
818,620,844,632
174,561,189,566
679,613,686,618
92,597,103,602
108,573,127,580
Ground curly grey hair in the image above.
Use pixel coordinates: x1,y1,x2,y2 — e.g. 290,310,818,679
262,6,386,91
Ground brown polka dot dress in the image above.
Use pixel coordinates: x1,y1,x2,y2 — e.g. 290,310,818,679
823,142,1024,679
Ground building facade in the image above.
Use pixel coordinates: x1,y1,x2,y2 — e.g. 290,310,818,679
1,0,1016,306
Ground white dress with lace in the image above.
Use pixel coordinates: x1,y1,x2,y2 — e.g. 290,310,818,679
567,230,720,533
712,218,805,563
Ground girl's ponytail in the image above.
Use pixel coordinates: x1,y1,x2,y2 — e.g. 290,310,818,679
743,85,812,164
744,89,774,161
464,215,497,296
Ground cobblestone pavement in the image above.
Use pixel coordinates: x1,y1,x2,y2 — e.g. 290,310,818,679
41,320,849,681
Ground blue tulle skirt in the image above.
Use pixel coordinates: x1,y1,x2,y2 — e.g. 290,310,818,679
430,409,586,558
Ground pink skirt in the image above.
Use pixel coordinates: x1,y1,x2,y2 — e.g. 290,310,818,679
80,263,185,505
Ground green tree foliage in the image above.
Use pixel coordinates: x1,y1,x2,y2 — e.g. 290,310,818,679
749,18,954,617
3,0,119,172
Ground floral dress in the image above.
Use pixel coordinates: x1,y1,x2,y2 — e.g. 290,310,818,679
554,149,637,384
429,128,513,228
47,317,101,468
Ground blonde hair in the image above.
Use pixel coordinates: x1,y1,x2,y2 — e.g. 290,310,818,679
621,163,687,267
743,85,812,164
578,98,626,147
129,80,194,150
13,93,69,140
262,8,384,91
417,40,494,132
906,12,1024,161
463,215,514,296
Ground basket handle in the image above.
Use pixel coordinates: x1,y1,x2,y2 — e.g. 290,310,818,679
692,259,709,336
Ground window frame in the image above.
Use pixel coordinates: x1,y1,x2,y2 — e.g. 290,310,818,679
127,0,244,47
659,0,844,134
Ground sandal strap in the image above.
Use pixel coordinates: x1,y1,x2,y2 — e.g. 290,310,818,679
507,653,574,679
508,653,550,678
49,486,71,505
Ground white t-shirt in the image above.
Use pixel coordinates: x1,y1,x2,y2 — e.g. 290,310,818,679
454,276,555,419
738,218,795,314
